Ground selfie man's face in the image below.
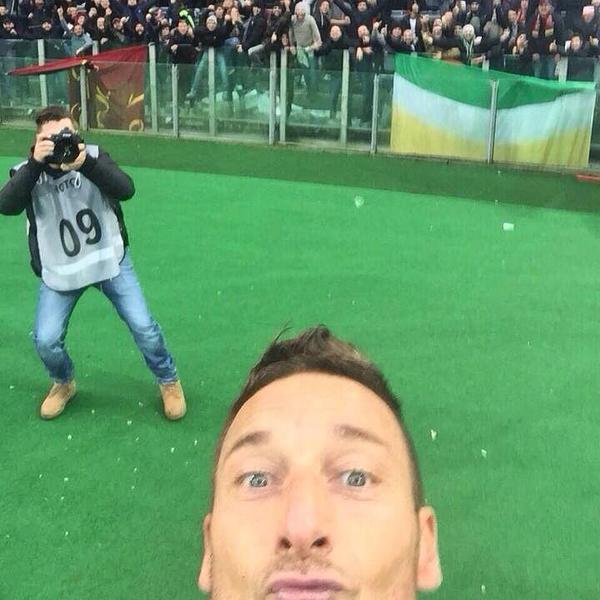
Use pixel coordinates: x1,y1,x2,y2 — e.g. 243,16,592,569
199,373,441,600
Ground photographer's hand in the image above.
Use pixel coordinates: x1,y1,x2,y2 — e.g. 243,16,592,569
32,135,55,164
60,144,87,172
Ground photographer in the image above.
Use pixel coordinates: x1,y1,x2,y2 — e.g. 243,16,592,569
0,106,186,421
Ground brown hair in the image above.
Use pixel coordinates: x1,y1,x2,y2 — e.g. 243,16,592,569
211,325,425,509
34,105,73,132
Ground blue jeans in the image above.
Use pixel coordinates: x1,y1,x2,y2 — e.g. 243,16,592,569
33,250,177,385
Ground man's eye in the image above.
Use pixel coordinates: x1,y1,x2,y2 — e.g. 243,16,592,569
340,469,370,487
239,471,270,488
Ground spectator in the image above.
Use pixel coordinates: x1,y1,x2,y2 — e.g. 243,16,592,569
316,24,354,117
397,26,423,51
313,0,331,40
239,0,267,54
354,23,381,124
400,2,422,39
572,5,598,43
527,0,563,78
109,16,129,46
289,1,321,95
34,15,61,39
248,1,290,64
59,10,94,55
169,17,196,62
0,14,17,38
562,31,598,79
500,8,520,53
332,0,385,38
186,13,230,101
26,0,53,38
510,30,533,73
90,14,113,48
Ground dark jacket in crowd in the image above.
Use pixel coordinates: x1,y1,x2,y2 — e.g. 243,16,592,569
241,9,266,50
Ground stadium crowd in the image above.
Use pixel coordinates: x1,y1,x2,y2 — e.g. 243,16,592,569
1,0,599,105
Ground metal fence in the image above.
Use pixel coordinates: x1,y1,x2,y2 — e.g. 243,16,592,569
2,38,600,166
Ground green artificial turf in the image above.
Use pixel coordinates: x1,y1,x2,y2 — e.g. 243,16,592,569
1,129,599,599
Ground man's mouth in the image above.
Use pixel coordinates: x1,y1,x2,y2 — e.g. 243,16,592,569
267,574,345,600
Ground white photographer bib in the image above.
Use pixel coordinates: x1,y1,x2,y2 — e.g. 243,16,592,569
14,145,125,291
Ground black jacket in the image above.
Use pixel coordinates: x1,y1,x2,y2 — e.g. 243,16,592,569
0,149,134,277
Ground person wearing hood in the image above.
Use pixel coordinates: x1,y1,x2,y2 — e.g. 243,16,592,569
289,1,321,95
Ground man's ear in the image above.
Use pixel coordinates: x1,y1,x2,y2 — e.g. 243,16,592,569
198,514,213,592
416,506,442,591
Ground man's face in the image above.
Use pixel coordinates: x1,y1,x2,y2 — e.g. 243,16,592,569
0,6,6,16
330,24,341,40
207,16,217,29
357,24,369,39
135,22,144,33
320,0,329,13
97,16,105,28
42,20,52,30
571,35,582,50
508,9,516,23
295,5,305,19
402,28,414,43
357,0,367,11
411,2,419,14
252,4,260,15
177,20,187,34
73,23,83,35
215,6,224,18
199,373,441,600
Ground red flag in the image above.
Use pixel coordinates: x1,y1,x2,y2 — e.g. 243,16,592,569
10,46,148,131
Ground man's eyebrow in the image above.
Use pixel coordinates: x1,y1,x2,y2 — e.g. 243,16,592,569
334,424,388,448
223,430,271,462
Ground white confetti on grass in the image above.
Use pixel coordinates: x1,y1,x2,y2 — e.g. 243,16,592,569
502,222,515,232
481,449,488,458
63,477,69,482
194,439,198,447
9,385,15,390
135,437,139,442
353,195,365,208
481,584,487,594
67,434,72,441
430,430,438,441
133,467,138,473
64,531,69,537
170,447,175,454
127,420,133,426
91,409,95,414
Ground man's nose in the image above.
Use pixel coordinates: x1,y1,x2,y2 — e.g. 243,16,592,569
278,473,332,556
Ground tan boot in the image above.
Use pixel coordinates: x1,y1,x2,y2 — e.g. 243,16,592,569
40,381,77,420
159,380,186,420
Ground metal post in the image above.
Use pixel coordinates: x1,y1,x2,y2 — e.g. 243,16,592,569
37,39,48,107
148,43,158,132
370,73,379,155
487,79,499,164
92,41,99,55
340,49,350,146
279,48,287,143
79,64,88,130
208,47,216,136
557,57,568,82
482,58,490,72
268,51,277,145
171,63,179,137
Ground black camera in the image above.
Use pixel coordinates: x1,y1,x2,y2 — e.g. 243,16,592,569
45,128,84,164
